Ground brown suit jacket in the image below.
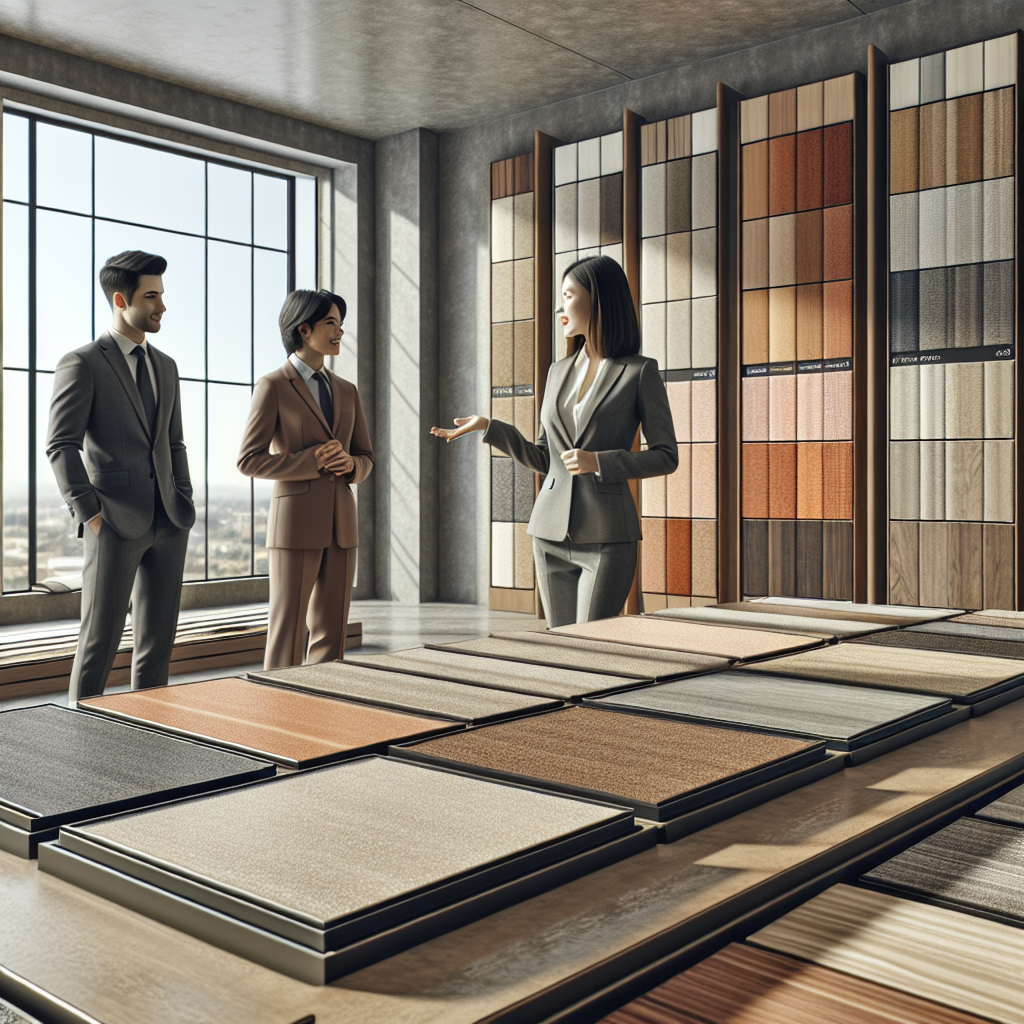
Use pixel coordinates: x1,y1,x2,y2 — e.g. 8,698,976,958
237,360,374,549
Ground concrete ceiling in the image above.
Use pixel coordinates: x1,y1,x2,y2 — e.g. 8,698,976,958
0,0,913,139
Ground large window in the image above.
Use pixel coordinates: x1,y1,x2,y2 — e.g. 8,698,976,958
1,111,317,593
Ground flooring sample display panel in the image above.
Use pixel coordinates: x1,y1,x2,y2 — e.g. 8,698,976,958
43,757,641,983
909,619,1024,642
757,596,961,620
434,630,729,680
750,882,1024,1024
0,704,274,858
600,941,990,1024
975,780,1024,827
491,152,538,606
638,110,721,606
652,603,889,636
859,627,1024,664
391,705,825,821
586,670,955,756
78,677,456,769
552,614,820,659
861,817,1024,925
888,37,1018,610
739,77,860,601
247,662,558,724
345,646,636,698
955,609,1024,629
743,641,1024,703
6,699,1024,1023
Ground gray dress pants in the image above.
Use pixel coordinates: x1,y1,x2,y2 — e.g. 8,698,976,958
532,536,637,628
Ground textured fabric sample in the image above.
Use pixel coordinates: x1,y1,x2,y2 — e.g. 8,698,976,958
641,163,666,237
641,516,667,592
512,192,533,258
491,457,513,521
249,663,558,723
491,196,514,262
750,884,1024,1024
81,677,453,768
768,443,797,519
451,630,728,680
743,142,769,220
984,88,1014,180
400,706,819,816
742,443,769,518
742,377,769,441
822,205,852,280
918,267,949,349
691,380,716,442
823,370,852,439
744,641,1024,700
947,93,982,185
945,440,983,520
667,381,691,442
796,283,824,359
796,373,824,440
889,442,920,520
491,261,514,321
73,757,626,928
554,184,577,253
864,817,1024,926
690,519,717,598
665,159,692,234
512,258,534,320
640,236,666,304
756,597,958,620
553,615,817,660
890,364,920,439
823,122,852,206
601,173,623,244
919,364,945,439
655,605,880,637
768,287,796,362
577,178,601,249
890,270,919,352
346,647,633,699
595,669,948,746
861,627,1024,662
920,51,945,104
768,134,796,216
917,187,947,268
950,263,982,346
823,280,853,358
795,210,823,283
641,302,666,365
946,181,983,266
983,261,1015,351
768,374,796,441
602,942,989,1024
976,782,1024,828
944,363,983,438
946,42,984,99
513,461,535,523
890,192,920,272
796,441,823,519
666,299,692,366
491,522,514,587
796,127,823,210
822,442,852,519
920,619,1024,644
665,233,691,301
743,519,769,597
742,288,769,362
691,445,717,519
920,440,946,519
0,704,272,830
890,107,920,194
984,440,1014,522
742,220,769,292
691,154,717,229
691,298,718,369
666,518,692,595
919,100,947,191
666,444,691,517
513,523,533,588
492,323,513,384
983,177,1014,262
768,520,797,596
769,215,796,287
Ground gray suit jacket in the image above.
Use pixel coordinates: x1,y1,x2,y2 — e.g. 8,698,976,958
46,332,196,540
484,352,677,543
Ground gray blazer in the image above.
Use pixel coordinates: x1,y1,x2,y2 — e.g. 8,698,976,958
484,352,677,544
46,332,195,540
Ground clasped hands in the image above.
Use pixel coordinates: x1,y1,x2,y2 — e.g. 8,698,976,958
315,438,354,476
430,415,598,475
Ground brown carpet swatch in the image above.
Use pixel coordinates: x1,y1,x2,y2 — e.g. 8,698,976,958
796,127,823,210
823,204,852,280
743,443,770,518
823,122,852,206
667,518,692,596
743,141,769,219
796,283,824,359
641,518,667,593
742,288,769,362
769,134,796,215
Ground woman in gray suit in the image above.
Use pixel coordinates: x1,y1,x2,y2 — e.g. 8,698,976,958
433,255,677,627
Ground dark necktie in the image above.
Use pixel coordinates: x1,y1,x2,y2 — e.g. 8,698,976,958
314,370,334,429
132,346,157,437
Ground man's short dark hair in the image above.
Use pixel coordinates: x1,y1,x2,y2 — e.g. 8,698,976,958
279,289,347,355
99,251,167,308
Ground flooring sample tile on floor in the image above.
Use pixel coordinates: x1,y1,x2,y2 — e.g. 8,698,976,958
247,663,558,724
757,596,961,620
345,646,635,699
718,599,928,627
600,941,990,1024
79,677,456,769
47,757,637,983
586,670,953,754
955,610,1024,630
909,620,1024,643
0,704,274,857
551,616,820,660
975,781,1024,828
861,817,1024,926
749,883,1024,1024
434,631,728,680
652,605,886,637
857,629,1024,662
392,706,825,822
740,643,1024,704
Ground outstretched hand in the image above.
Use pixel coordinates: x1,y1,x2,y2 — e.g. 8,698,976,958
430,415,489,442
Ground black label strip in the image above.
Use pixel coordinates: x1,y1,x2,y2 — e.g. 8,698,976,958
744,359,852,378
890,345,1015,368
664,367,718,382
491,384,535,398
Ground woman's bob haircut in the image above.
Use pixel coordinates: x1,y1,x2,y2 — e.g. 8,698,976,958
562,254,640,359
279,289,347,355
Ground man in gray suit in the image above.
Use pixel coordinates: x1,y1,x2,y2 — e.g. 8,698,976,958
46,250,195,701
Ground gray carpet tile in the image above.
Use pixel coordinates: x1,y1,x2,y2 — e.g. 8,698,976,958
248,662,558,722
976,783,1024,828
74,757,624,926
909,620,1024,644
652,606,880,637
857,629,1024,661
437,631,727,679
862,818,1024,924
0,999,39,1024
0,704,272,827
589,671,950,747
345,647,633,698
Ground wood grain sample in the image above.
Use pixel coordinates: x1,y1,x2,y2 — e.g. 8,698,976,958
667,518,692,595
823,122,852,206
983,525,1014,610
945,361,984,438
823,443,852,519
947,94,981,184
796,283,824,359
769,134,796,215
920,440,946,519
642,518,667,593
918,521,950,607
743,219,769,290
690,519,717,598
768,443,797,519
768,374,796,440
945,441,984,521
743,141,769,219
919,100,947,190
743,444,769,518
797,442,824,519
796,520,824,598
984,88,1015,180
796,127,824,210
769,520,797,595
947,40,985,98
769,214,796,286
743,519,769,596
947,521,984,610
823,204,852,280
798,82,824,130
823,520,853,599
983,440,1014,522
769,88,797,136
750,884,1024,1024
768,287,797,361
889,521,920,605
795,209,823,283
890,107,920,194
797,372,824,440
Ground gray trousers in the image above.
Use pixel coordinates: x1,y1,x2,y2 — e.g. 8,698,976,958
532,536,637,628
69,503,189,702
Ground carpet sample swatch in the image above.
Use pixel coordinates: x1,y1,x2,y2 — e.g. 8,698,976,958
64,757,629,937
0,704,274,831
436,631,728,679
975,782,1024,828
719,599,930,627
955,610,1024,630
345,647,633,698
741,642,1024,702
588,671,950,751
750,883,1024,1024
909,620,1024,643
857,629,1024,662
551,616,819,660
652,605,886,637
861,817,1024,925
247,662,558,724
757,597,961,619
394,706,824,820
79,677,455,768
600,941,990,1024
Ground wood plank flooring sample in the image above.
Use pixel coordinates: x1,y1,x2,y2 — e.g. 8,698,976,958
984,358,1014,438
983,525,1014,610
795,520,823,599
769,520,797,597
889,521,920,606
918,521,950,608
743,519,769,597
768,443,797,519
890,106,920,193
920,440,946,519
743,141,768,219
823,521,853,600
892,441,922,524
945,440,983,521
796,283,824,359
947,521,983,610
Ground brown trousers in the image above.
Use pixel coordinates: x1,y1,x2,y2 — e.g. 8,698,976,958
265,544,355,669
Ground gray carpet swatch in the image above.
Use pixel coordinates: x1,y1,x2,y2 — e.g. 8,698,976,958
861,817,1024,924
909,620,1024,644
588,671,950,748
857,629,1024,661
976,783,1024,828
248,662,559,723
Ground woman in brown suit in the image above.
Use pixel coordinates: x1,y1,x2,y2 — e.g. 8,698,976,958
238,290,374,668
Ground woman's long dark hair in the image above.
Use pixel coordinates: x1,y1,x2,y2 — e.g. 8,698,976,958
562,255,640,359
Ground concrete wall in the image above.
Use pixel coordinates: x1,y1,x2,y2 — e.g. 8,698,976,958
434,0,1024,604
